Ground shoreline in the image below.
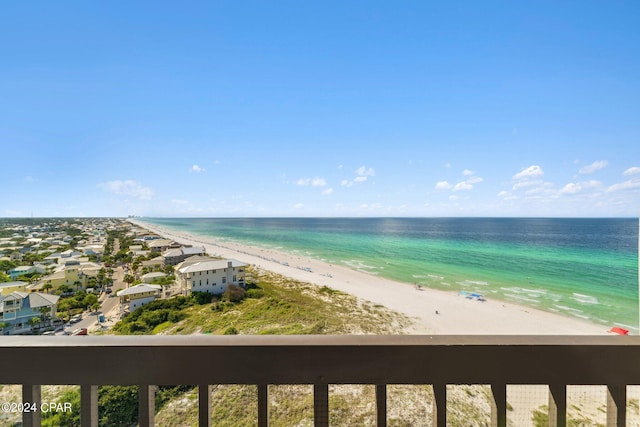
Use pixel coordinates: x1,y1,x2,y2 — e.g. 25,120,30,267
129,219,607,335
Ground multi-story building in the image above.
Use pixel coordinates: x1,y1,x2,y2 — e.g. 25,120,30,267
0,291,59,335
162,246,206,266
176,259,246,295
117,284,162,313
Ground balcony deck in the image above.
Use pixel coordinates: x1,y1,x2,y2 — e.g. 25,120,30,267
2,335,639,426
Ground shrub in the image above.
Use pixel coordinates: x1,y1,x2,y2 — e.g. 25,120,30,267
223,284,246,303
192,291,215,305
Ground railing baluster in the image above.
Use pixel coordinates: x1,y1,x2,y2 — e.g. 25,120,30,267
138,385,155,427
606,384,626,427
198,384,212,427
80,384,98,427
432,383,446,427
314,384,329,427
548,384,566,427
490,383,507,427
22,384,41,427
376,384,386,427
258,383,269,427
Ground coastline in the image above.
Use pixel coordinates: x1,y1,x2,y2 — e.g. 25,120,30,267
129,219,607,335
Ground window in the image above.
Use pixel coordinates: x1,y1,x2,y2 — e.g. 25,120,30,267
222,277,226,284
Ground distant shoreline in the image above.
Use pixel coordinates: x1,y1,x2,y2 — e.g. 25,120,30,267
129,218,607,335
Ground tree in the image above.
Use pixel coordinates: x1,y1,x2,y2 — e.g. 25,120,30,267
42,282,53,294
27,316,41,332
40,306,52,326
123,274,135,287
0,321,9,335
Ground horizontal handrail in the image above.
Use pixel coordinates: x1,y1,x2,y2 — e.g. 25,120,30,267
1,335,639,386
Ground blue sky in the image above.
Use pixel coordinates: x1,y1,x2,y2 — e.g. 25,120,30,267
1,1,639,217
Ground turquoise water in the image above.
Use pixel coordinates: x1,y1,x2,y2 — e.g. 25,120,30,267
140,217,639,330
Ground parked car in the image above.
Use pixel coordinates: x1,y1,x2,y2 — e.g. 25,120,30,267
72,328,88,336
69,314,82,324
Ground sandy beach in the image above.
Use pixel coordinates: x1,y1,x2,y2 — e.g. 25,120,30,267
129,219,607,335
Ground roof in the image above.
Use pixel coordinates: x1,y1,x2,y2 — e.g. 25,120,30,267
0,291,59,310
178,259,246,274
0,281,28,289
142,272,167,280
117,284,162,297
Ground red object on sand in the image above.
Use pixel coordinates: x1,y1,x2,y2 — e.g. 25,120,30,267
608,326,629,335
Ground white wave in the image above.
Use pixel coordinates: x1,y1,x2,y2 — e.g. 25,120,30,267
572,293,599,305
504,293,541,304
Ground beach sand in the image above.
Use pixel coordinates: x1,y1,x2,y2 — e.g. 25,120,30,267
129,219,607,335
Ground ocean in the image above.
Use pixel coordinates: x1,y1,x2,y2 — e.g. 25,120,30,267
140,217,639,331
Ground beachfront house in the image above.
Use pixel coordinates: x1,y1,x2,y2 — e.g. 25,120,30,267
162,246,206,266
0,291,60,335
0,281,29,296
148,239,178,253
176,259,246,296
117,284,162,313
8,265,45,281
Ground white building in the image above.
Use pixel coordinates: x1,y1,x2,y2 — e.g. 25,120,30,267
117,284,162,312
176,259,246,295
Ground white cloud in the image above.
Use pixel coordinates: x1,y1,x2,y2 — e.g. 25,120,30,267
444,163,451,169
24,176,37,183
98,180,153,200
462,169,475,176
513,165,544,180
498,191,510,198
297,177,327,187
356,166,375,177
293,203,304,209
453,181,473,192
341,166,375,187
512,180,542,191
579,160,608,175
171,199,189,205
322,188,334,196
559,183,581,195
190,165,205,173
607,179,640,192
466,176,484,185
623,167,640,176
435,181,452,190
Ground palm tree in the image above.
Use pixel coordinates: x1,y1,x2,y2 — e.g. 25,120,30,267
40,306,52,327
27,316,40,333
43,282,53,294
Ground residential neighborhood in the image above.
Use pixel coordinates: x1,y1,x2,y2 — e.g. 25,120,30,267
0,218,245,335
